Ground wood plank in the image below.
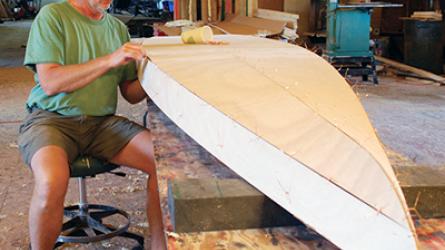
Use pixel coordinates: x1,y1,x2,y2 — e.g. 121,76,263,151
254,8,299,29
225,0,232,15
411,11,442,20
246,0,257,17
397,166,445,218
138,35,417,249
211,15,286,35
235,0,245,16
180,0,189,20
168,178,302,232
201,0,209,21
376,55,445,85
174,0,180,19
210,0,218,21
192,0,199,21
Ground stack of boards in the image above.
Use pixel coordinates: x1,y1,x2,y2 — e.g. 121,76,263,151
174,0,258,21
138,35,417,249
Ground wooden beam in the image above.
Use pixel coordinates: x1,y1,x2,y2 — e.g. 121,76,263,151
376,55,445,85
168,178,302,232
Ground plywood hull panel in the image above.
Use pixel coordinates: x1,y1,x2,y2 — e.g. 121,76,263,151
138,35,417,249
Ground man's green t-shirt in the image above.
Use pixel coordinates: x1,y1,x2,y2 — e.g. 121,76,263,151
24,1,137,116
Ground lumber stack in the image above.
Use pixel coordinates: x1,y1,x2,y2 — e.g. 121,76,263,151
175,0,258,21
411,11,442,21
169,1,298,41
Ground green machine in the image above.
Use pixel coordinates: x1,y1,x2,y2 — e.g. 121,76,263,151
325,0,402,84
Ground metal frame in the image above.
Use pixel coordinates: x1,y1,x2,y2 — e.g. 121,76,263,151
327,55,378,84
55,177,145,249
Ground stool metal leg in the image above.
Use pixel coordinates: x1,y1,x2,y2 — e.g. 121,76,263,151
78,177,88,216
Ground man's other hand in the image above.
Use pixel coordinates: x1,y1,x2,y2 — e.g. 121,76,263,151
107,42,146,69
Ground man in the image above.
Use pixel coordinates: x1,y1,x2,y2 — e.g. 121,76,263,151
18,0,167,249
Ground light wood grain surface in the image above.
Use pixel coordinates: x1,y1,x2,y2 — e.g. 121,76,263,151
138,35,417,249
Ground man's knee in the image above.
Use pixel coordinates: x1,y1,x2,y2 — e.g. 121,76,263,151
135,131,157,174
30,146,70,208
33,175,69,207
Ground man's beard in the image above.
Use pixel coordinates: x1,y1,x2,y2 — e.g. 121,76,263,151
88,0,110,13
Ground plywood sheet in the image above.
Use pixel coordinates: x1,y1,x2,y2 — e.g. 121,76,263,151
212,15,286,35
254,8,299,29
138,35,417,249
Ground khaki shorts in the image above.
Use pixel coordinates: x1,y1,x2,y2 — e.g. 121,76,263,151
18,108,146,166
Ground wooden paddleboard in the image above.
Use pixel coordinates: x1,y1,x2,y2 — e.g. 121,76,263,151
138,35,417,249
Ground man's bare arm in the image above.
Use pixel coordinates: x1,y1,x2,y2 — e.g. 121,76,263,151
37,43,145,96
119,79,147,104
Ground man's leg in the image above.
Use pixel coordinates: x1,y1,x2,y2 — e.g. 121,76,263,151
110,130,167,250
29,146,70,250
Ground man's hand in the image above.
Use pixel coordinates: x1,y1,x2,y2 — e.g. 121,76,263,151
107,42,146,69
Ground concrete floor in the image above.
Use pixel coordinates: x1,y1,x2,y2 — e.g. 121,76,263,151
356,78,445,167
1,20,445,249
0,20,30,67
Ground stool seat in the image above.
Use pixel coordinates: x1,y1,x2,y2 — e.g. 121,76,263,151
70,157,119,178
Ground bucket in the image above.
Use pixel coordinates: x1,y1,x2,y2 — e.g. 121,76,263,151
181,26,213,44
